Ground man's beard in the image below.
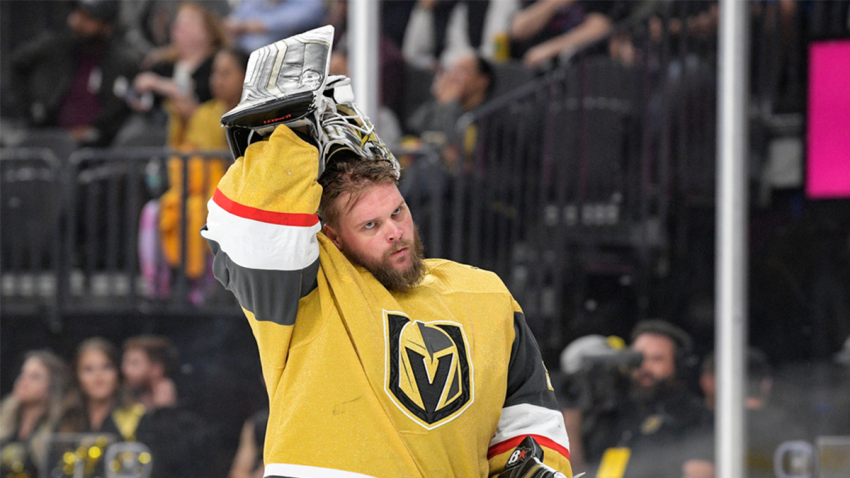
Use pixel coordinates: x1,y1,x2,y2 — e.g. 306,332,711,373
630,372,677,405
344,226,427,293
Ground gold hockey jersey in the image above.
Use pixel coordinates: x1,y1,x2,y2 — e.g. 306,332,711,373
202,125,572,477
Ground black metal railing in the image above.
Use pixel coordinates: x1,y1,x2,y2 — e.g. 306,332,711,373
1,148,63,321
1,147,243,318
0,144,450,319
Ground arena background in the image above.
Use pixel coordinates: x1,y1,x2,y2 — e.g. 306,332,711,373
2,1,850,477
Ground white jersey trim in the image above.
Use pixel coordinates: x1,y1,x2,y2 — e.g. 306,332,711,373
490,403,570,450
202,199,320,271
264,463,377,478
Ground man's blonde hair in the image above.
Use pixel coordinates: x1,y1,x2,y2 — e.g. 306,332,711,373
318,154,399,227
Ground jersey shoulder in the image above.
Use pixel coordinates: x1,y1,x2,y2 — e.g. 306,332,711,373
422,259,511,296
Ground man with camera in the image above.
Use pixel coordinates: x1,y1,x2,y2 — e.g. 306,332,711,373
562,320,713,477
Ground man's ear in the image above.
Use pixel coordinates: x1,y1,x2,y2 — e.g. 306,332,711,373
323,224,343,250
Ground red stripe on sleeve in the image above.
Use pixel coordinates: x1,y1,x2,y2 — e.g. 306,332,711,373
487,434,570,461
213,189,319,227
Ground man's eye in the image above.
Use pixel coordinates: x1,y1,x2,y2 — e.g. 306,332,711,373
364,222,375,229
392,208,401,215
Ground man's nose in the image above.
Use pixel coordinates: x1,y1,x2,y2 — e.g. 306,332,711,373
386,223,403,242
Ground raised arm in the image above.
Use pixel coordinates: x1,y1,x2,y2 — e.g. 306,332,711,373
202,124,323,314
202,25,336,339
201,26,400,383
522,12,614,68
201,124,323,382
510,0,577,42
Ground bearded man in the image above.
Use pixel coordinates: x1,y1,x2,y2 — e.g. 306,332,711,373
583,320,714,478
201,26,573,478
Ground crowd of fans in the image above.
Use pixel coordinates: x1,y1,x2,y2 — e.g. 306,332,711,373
2,0,672,152
5,326,848,478
1,0,676,309
0,335,212,478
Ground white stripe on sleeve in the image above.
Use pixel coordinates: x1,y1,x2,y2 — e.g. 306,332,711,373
489,403,570,450
202,199,321,271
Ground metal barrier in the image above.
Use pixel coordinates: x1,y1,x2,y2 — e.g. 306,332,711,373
0,147,242,318
443,36,668,351
0,148,63,318
59,148,240,315
432,2,808,353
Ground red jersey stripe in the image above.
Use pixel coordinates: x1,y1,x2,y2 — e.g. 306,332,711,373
487,434,570,461
213,189,319,227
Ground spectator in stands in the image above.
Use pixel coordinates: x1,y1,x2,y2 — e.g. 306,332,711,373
125,1,227,143
420,0,492,65
582,320,714,478
224,0,325,53
119,1,230,60
122,335,211,478
0,351,70,478
51,338,146,478
401,51,494,226
152,47,248,305
228,407,269,478
509,0,630,69
8,0,142,147
58,338,146,441
121,336,178,411
407,51,494,149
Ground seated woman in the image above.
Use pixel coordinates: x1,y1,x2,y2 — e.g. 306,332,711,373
45,338,147,478
0,351,70,478
127,1,228,140
57,337,146,440
141,47,249,304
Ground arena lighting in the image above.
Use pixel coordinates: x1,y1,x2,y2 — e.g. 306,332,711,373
806,37,850,199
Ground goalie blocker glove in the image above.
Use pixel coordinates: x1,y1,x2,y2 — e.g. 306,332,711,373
221,24,399,178
497,436,569,478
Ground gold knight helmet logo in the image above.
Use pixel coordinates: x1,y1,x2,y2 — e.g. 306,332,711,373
384,311,474,429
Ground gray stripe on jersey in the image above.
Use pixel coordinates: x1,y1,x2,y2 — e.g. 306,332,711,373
505,312,560,411
207,233,319,325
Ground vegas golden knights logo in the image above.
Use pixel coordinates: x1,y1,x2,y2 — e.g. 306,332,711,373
384,311,474,429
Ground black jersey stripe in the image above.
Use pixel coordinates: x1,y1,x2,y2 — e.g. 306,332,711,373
505,312,560,411
207,234,319,325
